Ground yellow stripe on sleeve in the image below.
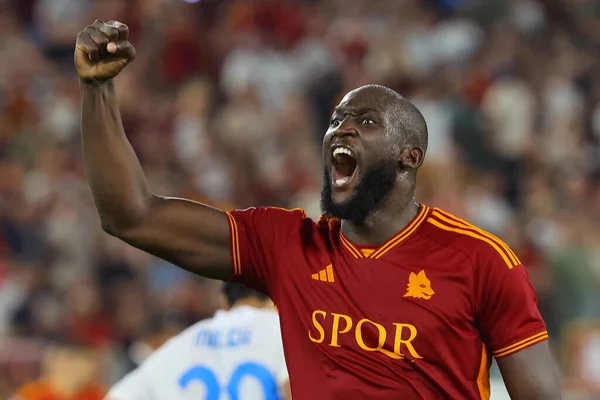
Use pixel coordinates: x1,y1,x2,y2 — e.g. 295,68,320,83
225,212,241,275
427,218,515,269
432,210,521,267
493,331,549,358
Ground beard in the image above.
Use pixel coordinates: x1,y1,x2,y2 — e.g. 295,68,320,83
320,159,397,224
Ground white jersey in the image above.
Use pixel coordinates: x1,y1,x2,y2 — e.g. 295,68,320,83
108,306,288,400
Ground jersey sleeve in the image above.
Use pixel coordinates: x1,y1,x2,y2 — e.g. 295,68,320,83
474,245,548,359
225,207,308,294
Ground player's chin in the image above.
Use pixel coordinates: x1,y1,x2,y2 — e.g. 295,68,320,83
330,190,353,205
330,168,360,202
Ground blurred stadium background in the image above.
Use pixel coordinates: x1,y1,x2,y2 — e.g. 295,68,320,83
1,0,600,398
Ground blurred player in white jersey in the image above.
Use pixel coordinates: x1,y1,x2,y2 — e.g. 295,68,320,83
106,282,289,400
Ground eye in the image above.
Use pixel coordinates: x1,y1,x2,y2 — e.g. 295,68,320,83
361,118,375,125
330,118,341,128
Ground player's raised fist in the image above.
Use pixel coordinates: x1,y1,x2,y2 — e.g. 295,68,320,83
75,20,136,82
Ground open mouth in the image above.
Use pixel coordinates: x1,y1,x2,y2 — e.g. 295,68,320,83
331,146,358,187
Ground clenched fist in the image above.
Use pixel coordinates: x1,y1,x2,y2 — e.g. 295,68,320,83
75,20,136,83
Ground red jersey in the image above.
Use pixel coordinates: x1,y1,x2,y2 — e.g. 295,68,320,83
226,205,548,399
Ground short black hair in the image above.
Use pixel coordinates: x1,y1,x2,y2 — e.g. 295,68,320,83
222,282,269,306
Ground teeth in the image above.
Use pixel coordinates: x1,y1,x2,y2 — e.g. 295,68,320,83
334,177,350,186
333,147,354,158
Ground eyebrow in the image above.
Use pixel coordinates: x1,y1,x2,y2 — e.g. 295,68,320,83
332,106,380,115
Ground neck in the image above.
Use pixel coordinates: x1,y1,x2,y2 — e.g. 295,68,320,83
341,193,419,245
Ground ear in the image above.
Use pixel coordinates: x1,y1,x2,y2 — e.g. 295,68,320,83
408,272,417,282
399,146,424,170
417,270,426,279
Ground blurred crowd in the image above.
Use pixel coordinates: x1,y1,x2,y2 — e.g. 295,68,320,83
1,0,600,397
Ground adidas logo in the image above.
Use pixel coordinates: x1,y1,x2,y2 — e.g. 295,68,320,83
311,264,335,283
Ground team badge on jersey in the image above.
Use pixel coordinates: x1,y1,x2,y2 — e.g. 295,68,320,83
404,270,435,300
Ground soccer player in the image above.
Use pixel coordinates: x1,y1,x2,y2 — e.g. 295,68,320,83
75,20,562,399
106,282,289,400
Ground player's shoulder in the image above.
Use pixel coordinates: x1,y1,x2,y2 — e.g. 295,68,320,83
150,318,212,356
228,306,280,328
241,305,279,317
213,306,280,328
231,206,308,218
215,307,282,347
229,206,314,226
247,308,284,345
250,307,281,326
138,313,233,368
423,207,521,269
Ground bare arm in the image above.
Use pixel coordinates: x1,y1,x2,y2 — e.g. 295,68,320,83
77,21,232,280
497,341,562,400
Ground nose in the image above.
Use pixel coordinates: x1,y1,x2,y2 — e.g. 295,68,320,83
333,117,358,138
